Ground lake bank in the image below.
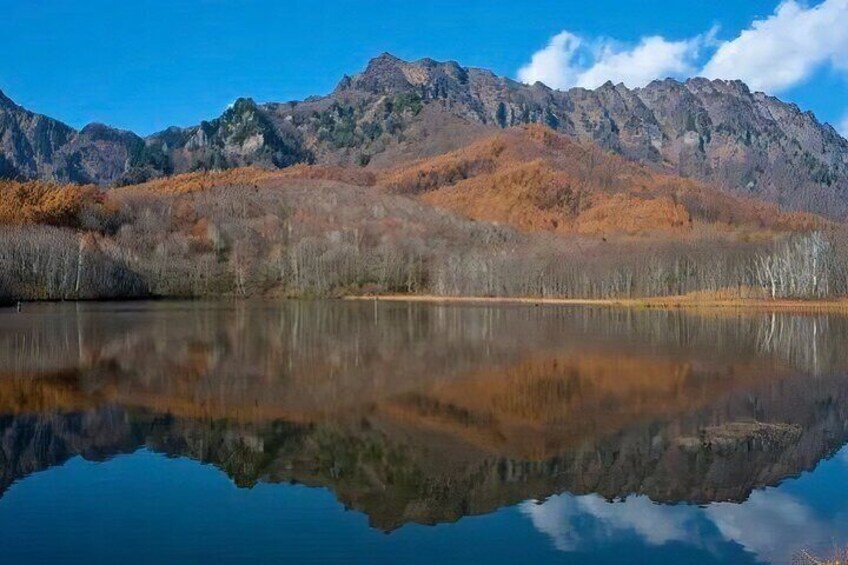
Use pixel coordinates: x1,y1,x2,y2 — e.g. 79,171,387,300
5,294,848,315
345,294,848,313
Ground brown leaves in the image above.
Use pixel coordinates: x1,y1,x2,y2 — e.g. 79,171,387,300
117,167,275,195
0,180,106,228
375,125,827,239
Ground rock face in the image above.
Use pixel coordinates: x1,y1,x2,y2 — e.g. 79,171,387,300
146,97,310,175
2,54,848,217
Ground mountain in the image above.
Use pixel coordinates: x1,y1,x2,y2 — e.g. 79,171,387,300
146,97,310,174
0,90,165,185
326,54,848,218
2,54,847,217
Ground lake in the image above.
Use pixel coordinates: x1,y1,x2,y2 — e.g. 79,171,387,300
0,300,846,564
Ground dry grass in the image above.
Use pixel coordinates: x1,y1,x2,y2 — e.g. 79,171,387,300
277,163,377,186
345,292,848,313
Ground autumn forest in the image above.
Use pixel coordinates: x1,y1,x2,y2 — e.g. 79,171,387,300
1,125,847,305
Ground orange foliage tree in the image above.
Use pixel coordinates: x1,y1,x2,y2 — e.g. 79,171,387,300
0,180,114,229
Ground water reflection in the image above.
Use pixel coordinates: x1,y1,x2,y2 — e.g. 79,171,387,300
0,301,847,562
525,473,848,565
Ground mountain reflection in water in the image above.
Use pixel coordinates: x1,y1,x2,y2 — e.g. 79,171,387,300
0,300,847,564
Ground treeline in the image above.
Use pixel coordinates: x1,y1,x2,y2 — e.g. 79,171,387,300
433,231,848,299
1,176,847,304
0,227,147,301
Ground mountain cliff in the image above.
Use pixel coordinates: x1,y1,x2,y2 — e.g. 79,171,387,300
2,54,847,217
324,54,848,217
0,90,166,185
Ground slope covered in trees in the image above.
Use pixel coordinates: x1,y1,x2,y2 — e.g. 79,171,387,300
0,157,846,304
378,125,823,238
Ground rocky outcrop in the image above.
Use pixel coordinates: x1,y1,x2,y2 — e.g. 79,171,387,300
146,98,311,174
0,91,163,185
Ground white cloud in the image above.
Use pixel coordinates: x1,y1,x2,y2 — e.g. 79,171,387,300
701,0,848,92
516,31,587,90
517,0,848,94
521,488,848,563
517,32,706,90
576,36,706,90
704,490,848,564
520,493,701,552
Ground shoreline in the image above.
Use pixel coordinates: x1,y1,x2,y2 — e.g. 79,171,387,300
5,294,848,314
344,294,848,313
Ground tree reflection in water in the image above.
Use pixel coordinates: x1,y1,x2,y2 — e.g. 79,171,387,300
0,300,847,562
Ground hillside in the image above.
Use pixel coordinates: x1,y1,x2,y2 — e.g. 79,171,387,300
377,125,822,237
1,165,845,304
2,54,847,218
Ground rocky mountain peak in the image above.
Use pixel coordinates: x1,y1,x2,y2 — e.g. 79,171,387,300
334,75,353,91
226,97,260,115
683,77,752,99
342,54,473,96
79,122,141,144
0,89,16,109
346,52,414,94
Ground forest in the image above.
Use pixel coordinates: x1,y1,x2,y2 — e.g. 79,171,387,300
1,163,847,305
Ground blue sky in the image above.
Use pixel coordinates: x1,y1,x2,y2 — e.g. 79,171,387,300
2,0,847,136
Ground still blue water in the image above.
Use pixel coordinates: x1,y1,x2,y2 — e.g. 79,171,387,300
2,447,846,564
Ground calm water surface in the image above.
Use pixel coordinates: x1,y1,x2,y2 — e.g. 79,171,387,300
0,300,847,564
